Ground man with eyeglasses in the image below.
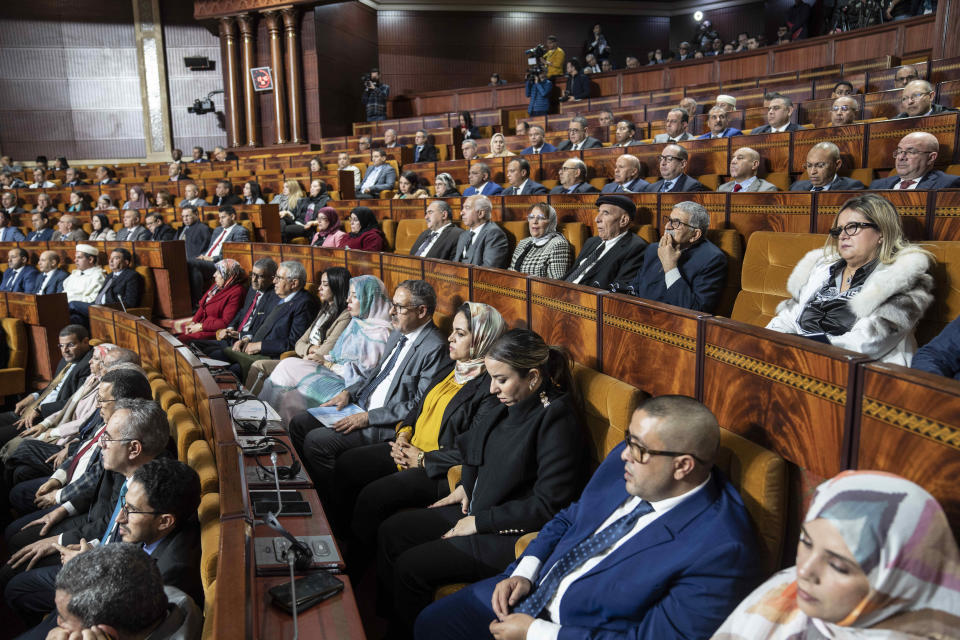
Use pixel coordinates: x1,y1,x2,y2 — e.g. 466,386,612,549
462,162,504,197
620,201,728,313
549,158,599,194
563,195,647,289
417,394,761,640
869,132,960,190
790,142,865,192
829,96,860,126
652,108,693,143
649,144,709,193
556,116,602,151
718,147,778,192
409,200,464,260
289,279,450,509
749,93,804,134
894,79,957,119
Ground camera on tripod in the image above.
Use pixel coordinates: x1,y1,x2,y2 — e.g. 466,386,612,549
525,44,547,81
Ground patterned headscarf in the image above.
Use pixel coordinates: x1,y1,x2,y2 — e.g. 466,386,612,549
453,302,506,384
327,276,393,373
91,343,117,380
207,258,244,301
713,471,960,640
313,207,342,240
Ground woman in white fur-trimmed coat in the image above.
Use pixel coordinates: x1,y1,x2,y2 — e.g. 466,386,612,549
766,194,934,365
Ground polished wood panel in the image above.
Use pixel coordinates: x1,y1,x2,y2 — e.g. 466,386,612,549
866,112,959,170
344,250,380,277
422,259,470,319
529,279,600,369
381,253,424,296
815,190,929,242
735,132,792,174
471,267,527,329
728,192,813,242
932,189,960,241
791,124,866,173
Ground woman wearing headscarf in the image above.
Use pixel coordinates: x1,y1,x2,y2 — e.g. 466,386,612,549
247,267,352,392
485,132,516,158
432,173,461,198
333,302,506,546
309,207,348,248
510,203,573,279
714,470,960,640
123,185,150,210
343,206,386,251
174,259,245,342
260,275,392,422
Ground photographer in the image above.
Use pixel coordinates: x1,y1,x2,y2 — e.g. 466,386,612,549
361,68,390,122
525,71,552,117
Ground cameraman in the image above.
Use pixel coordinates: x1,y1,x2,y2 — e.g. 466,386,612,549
542,35,565,80
361,68,390,122
525,71,552,116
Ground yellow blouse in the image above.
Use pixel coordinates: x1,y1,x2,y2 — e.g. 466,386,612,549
400,370,464,453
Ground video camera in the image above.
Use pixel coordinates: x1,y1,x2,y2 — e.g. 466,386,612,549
361,73,380,91
525,44,547,81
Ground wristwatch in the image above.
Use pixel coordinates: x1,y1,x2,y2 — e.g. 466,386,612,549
417,451,425,468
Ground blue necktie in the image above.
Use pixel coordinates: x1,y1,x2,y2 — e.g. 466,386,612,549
101,482,129,544
514,500,654,617
355,335,407,408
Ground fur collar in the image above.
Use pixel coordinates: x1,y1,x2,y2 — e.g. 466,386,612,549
786,246,932,319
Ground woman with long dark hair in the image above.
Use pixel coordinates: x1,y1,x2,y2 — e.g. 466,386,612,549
88,213,117,240
458,111,480,140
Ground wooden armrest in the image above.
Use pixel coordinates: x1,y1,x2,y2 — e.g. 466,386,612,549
515,532,538,558
447,465,462,493
279,351,297,360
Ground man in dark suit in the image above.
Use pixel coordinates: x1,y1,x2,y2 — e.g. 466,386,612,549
1,247,40,293
894,79,959,119
625,201,728,313
144,211,176,241
223,260,318,385
520,126,557,155
550,158,600,194
501,158,548,196
93,166,118,185
177,205,212,259
555,116,603,151
68,248,144,325
790,142,866,191
601,154,652,193
696,106,743,139
356,148,397,199
409,200,464,260
115,210,150,242
564,194,647,289
0,324,92,445
62,167,86,187
188,206,251,306
462,162,504,197
749,93,804,134
6,456,204,632
869,132,960,190
649,144,709,192
1,191,26,216
612,120,642,147
0,210,26,242
26,211,54,241
209,180,242,206
32,251,68,295
411,129,439,163
417,395,763,640
453,195,510,268
289,280,451,506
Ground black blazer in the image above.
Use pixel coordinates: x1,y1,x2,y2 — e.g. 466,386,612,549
409,225,464,260
210,193,242,206
601,177,653,193
502,180,549,196
628,239,728,313
555,136,603,151
400,370,499,479
41,348,94,419
61,468,125,545
749,122,804,134
412,144,439,163
97,269,144,308
179,222,212,259
149,224,177,242
153,518,203,606
790,176,866,191
549,181,599,195
228,288,278,337
457,390,587,535
564,233,648,290
649,174,709,192
869,170,960,190
564,74,591,100
251,289,319,357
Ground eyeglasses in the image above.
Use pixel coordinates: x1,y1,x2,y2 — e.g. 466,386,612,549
99,432,134,448
892,148,932,159
527,214,549,222
664,217,695,230
557,167,577,172
830,105,854,112
657,155,683,163
120,496,159,518
900,92,931,103
390,301,420,313
803,162,830,171
96,396,116,406
828,221,879,237
250,273,266,280
623,433,707,465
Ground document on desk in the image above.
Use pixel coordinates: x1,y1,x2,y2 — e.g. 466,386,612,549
306,404,364,428
199,357,229,367
233,398,281,422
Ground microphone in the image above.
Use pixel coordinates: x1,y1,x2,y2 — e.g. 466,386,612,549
117,292,128,314
264,512,313,571
270,452,284,516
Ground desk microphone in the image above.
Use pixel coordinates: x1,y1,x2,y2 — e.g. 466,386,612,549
264,511,313,571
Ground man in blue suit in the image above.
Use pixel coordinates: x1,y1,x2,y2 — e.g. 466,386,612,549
32,251,68,295
601,155,652,193
501,158,548,196
416,395,763,640
1,248,40,293
869,132,960,190
26,211,55,241
624,201,728,313
356,148,397,199
462,162,504,197
696,106,742,139
0,210,25,242
520,126,557,155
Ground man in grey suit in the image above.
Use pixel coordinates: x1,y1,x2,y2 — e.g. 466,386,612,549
289,279,451,504
501,158,549,196
356,148,397,199
187,206,251,306
555,116,603,151
790,142,865,191
718,147,779,192
409,200,464,260
51,215,88,242
116,210,150,242
601,154,652,193
453,195,510,268
652,108,694,143
749,94,804,134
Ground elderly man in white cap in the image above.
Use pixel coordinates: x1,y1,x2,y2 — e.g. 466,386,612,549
61,244,106,303
715,95,737,113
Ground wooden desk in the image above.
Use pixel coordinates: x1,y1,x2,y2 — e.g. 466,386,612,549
255,575,365,640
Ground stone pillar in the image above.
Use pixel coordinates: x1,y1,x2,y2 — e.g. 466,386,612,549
282,7,305,144
237,13,260,147
218,17,243,148
262,10,288,145
131,0,173,161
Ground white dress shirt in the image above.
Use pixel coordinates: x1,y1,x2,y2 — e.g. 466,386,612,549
571,232,626,284
418,223,451,257
365,322,428,411
63,267,106,303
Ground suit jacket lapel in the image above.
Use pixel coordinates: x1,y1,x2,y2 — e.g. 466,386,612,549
384,323,434,397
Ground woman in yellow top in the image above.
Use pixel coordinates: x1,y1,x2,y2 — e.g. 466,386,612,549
332,302,506,551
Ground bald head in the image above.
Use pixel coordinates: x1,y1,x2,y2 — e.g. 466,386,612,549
894,131,939,180
900,79,936,117
614,154,641,185
728,147,760,181
830,96,859,126
643,396,719,468
37,250,60,273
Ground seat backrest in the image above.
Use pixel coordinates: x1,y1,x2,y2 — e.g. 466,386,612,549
395,219,428,255
572,363,646,465
380,218,397,251
715,428,788,575
135,265,155,311
636,224,657,244
917,241,960,345
731,232,826,326
558,222,587,258
1,317,27,371
500,221,529,254
705,228,744,317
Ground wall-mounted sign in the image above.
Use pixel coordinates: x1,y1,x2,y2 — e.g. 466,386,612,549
251,67,274,92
